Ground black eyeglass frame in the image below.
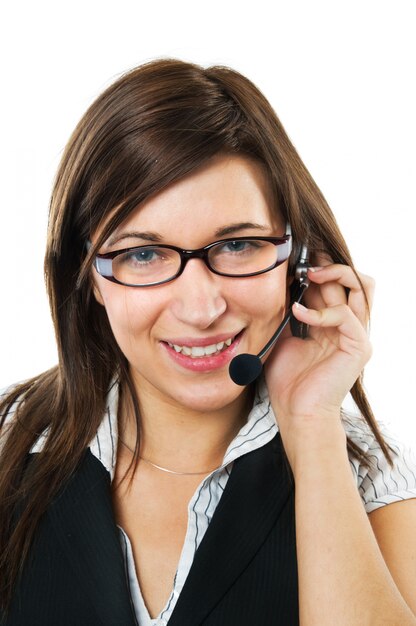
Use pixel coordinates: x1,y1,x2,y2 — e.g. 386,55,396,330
90,234,293,287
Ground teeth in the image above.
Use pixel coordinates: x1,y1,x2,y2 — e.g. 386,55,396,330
167,336,236,358
191,346,205,357
203,344,217,355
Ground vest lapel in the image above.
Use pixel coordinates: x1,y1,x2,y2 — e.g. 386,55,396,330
168,432,297,626
42,434,295,626
47,450,137,626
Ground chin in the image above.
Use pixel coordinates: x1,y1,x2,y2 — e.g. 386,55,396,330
128,353,250,414
169,380,243,413
155,373,245,414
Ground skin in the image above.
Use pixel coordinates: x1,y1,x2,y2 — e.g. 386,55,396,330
92,152,289,470
92,152,416,621
91,150,375,468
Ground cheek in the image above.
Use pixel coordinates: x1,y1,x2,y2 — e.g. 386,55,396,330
231,271,288,319
97,284,163,344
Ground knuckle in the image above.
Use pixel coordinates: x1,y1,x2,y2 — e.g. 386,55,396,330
316,308,325,322
340,303,351,316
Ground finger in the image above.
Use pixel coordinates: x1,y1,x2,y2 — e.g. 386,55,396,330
304,256,348,311
292,301,372,360
306,265,375,327
307,270,348,309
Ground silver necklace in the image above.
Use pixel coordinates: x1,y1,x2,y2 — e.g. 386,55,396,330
118,437,220,476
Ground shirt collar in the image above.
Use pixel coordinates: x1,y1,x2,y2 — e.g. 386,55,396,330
31,375,278,481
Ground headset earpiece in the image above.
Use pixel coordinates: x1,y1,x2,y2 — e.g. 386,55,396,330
289,241,310,339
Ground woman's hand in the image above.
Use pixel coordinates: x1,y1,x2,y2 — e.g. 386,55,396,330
264,258,375,465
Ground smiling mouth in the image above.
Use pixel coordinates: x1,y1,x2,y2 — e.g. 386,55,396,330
166,333,241,358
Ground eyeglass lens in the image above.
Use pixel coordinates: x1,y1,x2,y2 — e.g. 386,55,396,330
108,240,282,285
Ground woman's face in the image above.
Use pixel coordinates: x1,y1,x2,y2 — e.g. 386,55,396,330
91,153,290,413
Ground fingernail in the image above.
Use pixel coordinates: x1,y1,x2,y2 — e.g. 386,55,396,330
294,302,307,311
308,266,324,272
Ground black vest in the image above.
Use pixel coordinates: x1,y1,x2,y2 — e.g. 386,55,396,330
3,432,299,625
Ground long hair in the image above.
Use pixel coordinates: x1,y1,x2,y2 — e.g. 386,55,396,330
0,57,395,609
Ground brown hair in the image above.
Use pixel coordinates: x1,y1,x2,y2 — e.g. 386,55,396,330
0,57,395,610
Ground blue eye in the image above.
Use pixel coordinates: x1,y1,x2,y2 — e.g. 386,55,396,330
119,247,170,268
216,240,261,255
114,246,179,279
223,241,248,252
127,249,159,264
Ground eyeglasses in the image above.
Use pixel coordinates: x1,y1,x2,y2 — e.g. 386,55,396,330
90,231,292,288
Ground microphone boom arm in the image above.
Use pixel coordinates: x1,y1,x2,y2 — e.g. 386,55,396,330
257,278,309,360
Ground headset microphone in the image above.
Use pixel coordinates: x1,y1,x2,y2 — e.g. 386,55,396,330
229,243,310,386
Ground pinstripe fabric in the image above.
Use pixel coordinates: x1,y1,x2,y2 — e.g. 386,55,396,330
1,380,416,626
342,412,416,512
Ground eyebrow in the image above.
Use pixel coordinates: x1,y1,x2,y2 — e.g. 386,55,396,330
106,222,270,247
215,222,270,237
107,231,163,246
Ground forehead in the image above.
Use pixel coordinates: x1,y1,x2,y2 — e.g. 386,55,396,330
101,154,283,247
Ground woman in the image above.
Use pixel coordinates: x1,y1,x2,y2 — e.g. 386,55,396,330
1,58,415,626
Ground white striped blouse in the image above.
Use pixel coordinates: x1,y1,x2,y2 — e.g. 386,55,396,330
2,378,416,626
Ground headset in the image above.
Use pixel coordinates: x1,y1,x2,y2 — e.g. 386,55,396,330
229,226,311,386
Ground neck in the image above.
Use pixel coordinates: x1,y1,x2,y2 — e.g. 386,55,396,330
119,378,254,473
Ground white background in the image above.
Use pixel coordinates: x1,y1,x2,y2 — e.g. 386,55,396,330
0,1,414,441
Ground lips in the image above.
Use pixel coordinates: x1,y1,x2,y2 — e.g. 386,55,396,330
161,331,244,372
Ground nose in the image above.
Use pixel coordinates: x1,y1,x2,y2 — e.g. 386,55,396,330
168,259,227,329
